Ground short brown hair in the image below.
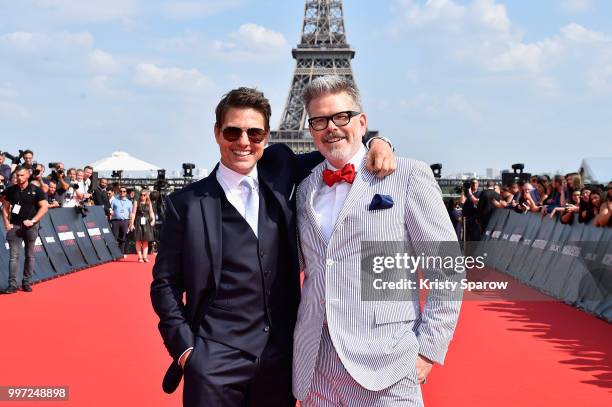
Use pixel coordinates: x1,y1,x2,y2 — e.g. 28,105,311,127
215,87,272,130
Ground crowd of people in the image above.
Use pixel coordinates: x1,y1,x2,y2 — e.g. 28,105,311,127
449,173,612,241
1,149,163,293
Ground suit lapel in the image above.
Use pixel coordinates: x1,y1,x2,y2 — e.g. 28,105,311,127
199,171,223,289
332,157,376,235
303,162,328,244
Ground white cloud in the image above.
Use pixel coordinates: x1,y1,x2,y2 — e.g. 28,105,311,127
212,23,290,62
561,23,609,43
0,85,18,98
0,31,93,52
561,0,591,13
229,24,288,51
0,101,30,120
446,94,482,121
391,1,612,92
134,63,214,93
158,24,289,63
158,0,243,20
89,49,121,74
30,0,137,23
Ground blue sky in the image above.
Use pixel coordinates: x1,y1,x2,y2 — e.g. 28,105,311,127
1,0,611,177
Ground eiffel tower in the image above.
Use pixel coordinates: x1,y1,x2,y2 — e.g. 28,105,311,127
269,0,377,153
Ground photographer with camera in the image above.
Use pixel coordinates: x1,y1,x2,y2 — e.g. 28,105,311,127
30,163,49,194
76,169,92,204
1,165,49,294
61,168,83,207
47,163,69,205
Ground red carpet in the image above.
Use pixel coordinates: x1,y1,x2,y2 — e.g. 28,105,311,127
0,258,610,406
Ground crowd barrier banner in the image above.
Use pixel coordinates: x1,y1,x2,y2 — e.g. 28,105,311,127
88,208,123,259
593,229,612,320
482,209,611,322
48,209,88,270
82,208,113,262
38,215,73,276
496,211,529,272
0,207,121,291
530,219,571,292
544,222,584,301
479,209,509,261
520,216,556,284
574,225,608,313
506,213,542,280
65,209,103,267
31,236,56,283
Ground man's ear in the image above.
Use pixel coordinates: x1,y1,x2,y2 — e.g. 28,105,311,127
213,123,222,143
359,112,368,136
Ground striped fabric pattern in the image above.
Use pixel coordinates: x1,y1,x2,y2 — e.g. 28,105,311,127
293,156,463,401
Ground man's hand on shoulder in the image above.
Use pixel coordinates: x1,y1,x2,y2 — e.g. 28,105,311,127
416,354,434,384
365,138,396,178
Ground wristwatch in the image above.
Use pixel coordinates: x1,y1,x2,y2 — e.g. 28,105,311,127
366,136,394,151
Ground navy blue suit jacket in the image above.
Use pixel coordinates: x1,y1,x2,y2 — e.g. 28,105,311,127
150,143,321,392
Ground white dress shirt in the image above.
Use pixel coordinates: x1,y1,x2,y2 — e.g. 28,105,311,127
179,161,260,365
313,145,366,241
216,161,259,237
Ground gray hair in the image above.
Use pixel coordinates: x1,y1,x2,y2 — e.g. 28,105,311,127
302,75,363,112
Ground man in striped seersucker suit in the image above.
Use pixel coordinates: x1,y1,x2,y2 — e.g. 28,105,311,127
293,76,463,406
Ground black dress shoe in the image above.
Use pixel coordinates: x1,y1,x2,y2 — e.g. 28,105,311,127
4,286,18,294
22,284,32,292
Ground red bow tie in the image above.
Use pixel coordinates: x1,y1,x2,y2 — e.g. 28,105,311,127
322,163,356,187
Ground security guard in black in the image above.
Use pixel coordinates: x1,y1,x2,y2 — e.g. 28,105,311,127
1,166,48,293
2,183,47,225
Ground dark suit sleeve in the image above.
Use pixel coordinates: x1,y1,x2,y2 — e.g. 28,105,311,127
150,195,194,360
294,151,324,184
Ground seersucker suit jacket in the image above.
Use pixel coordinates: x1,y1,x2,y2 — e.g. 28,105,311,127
293,156,463,400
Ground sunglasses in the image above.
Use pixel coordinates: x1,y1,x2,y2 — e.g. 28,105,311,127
120,190,127,193
221,127,267,143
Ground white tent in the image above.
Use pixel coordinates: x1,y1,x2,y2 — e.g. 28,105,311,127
89,151,161,172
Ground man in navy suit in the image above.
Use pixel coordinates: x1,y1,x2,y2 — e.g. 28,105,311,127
150,87,395,406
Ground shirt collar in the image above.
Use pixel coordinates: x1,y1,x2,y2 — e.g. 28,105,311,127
326,145,367,171
217,161,259,190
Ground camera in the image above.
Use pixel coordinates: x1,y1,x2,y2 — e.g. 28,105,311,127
50,168,64,182
32,162,41,177
74,204,89,217
71,183,79,190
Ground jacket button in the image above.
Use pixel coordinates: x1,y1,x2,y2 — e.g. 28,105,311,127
263,326,270,333
260,251,265,258
266,289,271,295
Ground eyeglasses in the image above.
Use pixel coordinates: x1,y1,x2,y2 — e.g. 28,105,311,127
120,190,127,193
221,127,267,143
307,111,361,131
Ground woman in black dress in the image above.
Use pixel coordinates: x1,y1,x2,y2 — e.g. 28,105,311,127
129,188,156,262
